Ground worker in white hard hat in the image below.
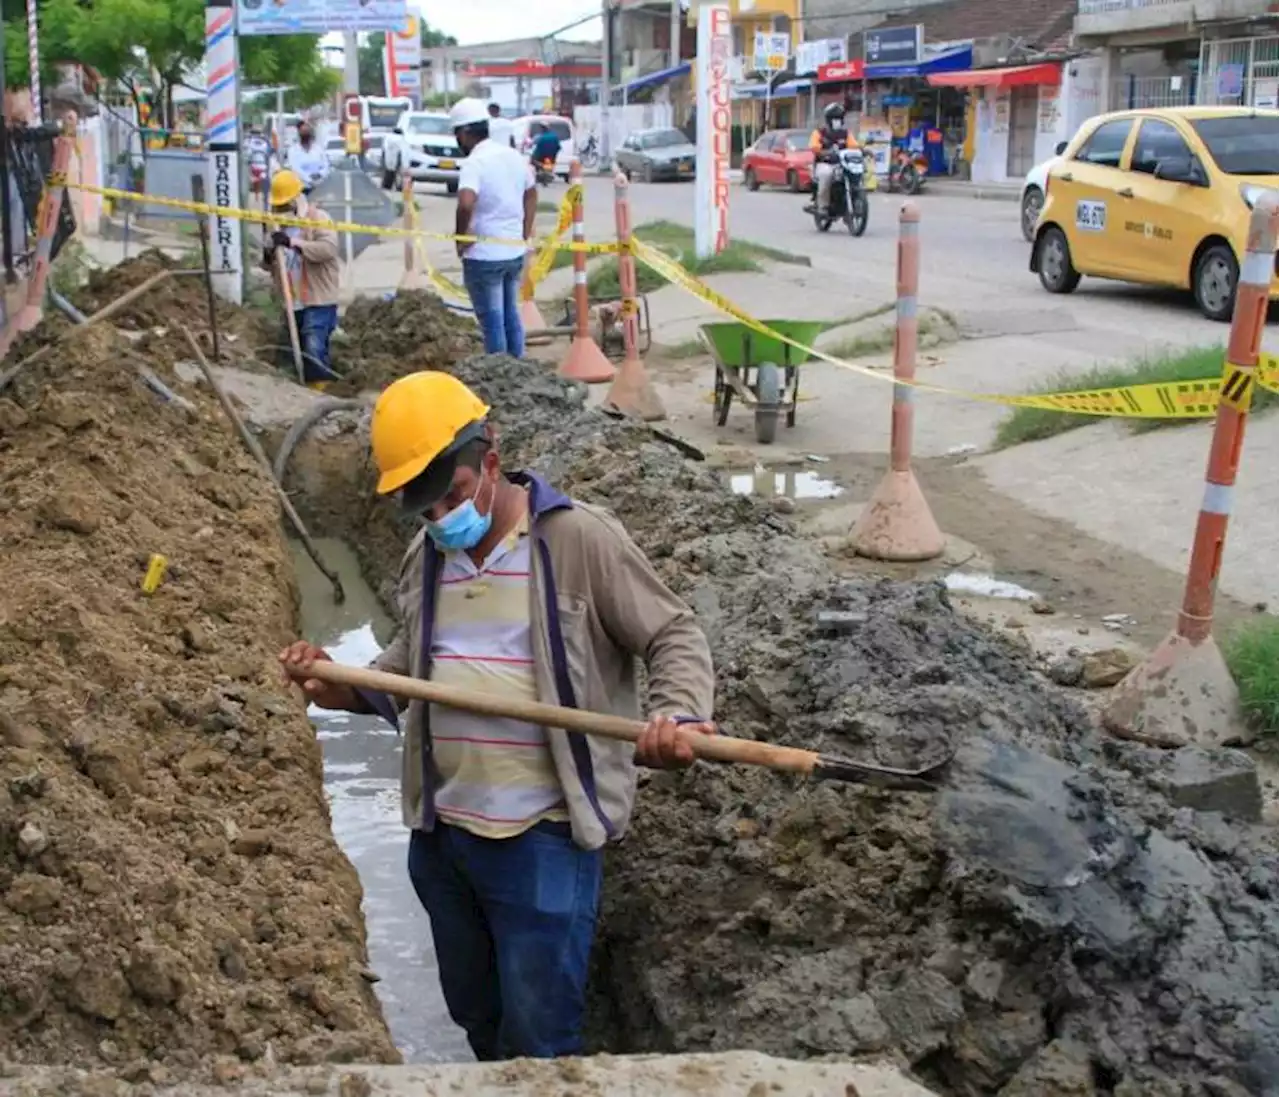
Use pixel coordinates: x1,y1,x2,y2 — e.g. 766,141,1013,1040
486,102,515,149
449,97,537,357
263,168,341,384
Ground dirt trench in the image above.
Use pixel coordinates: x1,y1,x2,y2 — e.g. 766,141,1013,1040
0,321,397,1081
277,353,1279,1097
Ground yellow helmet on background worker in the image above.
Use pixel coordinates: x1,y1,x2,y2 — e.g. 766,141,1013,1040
371,371,491,511
270,169,303,210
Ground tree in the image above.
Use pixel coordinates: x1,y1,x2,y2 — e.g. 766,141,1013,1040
358,20,456,98
3,0,335,124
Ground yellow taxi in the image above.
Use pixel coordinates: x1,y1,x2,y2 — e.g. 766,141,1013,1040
1030,106,1278,320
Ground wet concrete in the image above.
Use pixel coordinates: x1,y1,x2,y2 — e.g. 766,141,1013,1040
290,539,471,1064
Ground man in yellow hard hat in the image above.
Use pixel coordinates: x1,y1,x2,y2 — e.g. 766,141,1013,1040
280,371,715,1061
263,168,341,384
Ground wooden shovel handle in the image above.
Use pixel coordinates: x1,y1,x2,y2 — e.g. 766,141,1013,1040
272,231,306,385
304,660,819,777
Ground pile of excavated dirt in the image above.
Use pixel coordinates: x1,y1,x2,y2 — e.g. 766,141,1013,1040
329,290,480,397
67,250,272,366
0,322,397,1080
279,354,1279,1097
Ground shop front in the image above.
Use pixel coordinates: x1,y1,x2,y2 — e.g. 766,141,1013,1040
928,60,1085,183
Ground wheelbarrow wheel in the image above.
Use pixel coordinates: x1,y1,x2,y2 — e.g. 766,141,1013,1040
754,362,782,444
713,364,732,426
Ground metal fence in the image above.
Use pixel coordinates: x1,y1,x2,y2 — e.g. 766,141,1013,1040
1199,35,1280,107
1110,73,1197,110
0,123,76,283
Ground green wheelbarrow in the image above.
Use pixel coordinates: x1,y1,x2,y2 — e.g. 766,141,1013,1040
698,320,827,444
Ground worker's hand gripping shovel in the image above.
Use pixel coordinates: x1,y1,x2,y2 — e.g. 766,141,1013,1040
300,661,954,791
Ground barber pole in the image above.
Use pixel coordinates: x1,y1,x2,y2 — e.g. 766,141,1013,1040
204,0,243,303
850,201,944,561
1105,191,1279,748
694,1,731,259
26,0,42,121
559,160,615,383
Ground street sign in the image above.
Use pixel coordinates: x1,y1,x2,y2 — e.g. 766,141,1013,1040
795,37,846,76
864,24,922,67
236,0,408,36
753,31,790,72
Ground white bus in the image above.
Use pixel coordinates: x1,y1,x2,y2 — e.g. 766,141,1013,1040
357,95,413,134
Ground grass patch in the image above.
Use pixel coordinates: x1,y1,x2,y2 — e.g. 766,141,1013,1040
658,337,707,359
1224,615,1279,740
994,345,1278,449
583,218,810,300
822,314,949,360
536,199,561,214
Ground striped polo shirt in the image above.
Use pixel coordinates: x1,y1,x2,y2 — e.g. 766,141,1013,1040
428,507,567,839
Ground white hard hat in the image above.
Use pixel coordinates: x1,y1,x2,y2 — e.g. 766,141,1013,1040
449,98,491,129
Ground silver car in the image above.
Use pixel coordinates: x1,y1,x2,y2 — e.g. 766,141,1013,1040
615,127,697,183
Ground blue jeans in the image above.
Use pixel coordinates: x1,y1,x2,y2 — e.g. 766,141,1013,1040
407,821,603,1060
462,256,526,357
297,304,339,383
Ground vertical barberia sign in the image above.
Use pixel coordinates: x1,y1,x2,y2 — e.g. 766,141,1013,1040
708,4,730,252
212,150,236,271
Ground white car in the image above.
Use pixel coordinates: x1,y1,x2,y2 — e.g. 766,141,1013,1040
324,136,349,168
381,111,461,193
1020,140,1069,242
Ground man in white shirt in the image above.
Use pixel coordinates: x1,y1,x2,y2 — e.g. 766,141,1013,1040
487,103,515,149
285,119,330,191
451,98,537,358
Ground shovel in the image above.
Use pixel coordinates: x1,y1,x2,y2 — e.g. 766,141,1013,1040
301,661,953,790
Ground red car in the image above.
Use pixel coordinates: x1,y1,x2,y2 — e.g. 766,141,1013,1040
742,129,815,192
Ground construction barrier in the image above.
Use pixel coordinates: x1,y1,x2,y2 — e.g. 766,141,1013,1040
559,161,615,384
16,115,77,332
1103,191,1279,749
850,202,945,563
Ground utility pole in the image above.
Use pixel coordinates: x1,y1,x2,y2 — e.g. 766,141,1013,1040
599,3,613,172
343,31,360,95
669,0,681,68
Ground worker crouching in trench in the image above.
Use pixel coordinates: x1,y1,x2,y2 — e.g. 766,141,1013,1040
280,371,717,1060
263,168,342,386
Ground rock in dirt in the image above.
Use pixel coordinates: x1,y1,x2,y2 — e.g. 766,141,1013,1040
299,352,1275,1097
0,316,396,1076
1079,647,1138,688
329,290,481,396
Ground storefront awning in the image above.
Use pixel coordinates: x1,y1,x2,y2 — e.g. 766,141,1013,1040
926,62,1062,89
731,78,811,100
617,61,691,98
865,44,972,80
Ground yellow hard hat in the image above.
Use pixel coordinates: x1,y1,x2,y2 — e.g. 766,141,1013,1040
270,169,303,209
371,371,491,503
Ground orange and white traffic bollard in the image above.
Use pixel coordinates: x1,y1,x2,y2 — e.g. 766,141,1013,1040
559,160,614,383
850,201,944,561
398,175,428,291
602,172,664,421
1106,191,1279,748
16,112,76,333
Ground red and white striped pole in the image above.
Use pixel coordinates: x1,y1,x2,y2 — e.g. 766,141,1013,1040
15,113,75,332
1106,190,1279,748
850,201,944,561
559,160,614,383
602,172,665,421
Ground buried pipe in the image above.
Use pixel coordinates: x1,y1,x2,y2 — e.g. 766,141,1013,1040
272,395,371,485
182,329,346,604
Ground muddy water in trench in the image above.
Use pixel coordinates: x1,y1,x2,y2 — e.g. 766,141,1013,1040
290,539,472,1064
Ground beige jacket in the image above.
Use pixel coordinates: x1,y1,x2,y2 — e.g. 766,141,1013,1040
357,471,716,850
264,203,340,308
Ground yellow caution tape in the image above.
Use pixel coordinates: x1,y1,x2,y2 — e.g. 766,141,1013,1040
141,553,168,594
61,179,619,254
632,238,1280,420
526,186,580,292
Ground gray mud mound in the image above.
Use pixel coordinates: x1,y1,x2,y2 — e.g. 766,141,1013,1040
293,355,1279,1097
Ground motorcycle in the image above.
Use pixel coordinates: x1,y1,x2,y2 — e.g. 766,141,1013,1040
578,134,599,170
886,147,926,195
805,147,869,237
534,157,557,187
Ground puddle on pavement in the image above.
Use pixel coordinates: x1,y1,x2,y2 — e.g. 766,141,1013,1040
290,538,471,1064
725,464,844,500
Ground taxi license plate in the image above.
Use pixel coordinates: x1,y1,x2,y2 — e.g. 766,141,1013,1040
439,159,456,170
678,163,691,172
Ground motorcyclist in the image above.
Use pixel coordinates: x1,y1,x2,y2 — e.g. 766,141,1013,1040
809,103,858,214
530,123,562,178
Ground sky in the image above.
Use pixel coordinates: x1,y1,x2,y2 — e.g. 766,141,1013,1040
416,0,602,47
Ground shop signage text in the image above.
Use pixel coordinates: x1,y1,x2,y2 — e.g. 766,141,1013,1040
864,24,922,66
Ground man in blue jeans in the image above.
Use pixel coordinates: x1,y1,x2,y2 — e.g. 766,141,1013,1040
450,98,537,356
279,371,717,1059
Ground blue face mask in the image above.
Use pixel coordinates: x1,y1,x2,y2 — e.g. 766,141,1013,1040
425,476,493,552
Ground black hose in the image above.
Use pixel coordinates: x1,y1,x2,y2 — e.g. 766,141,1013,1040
272,396,369,485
